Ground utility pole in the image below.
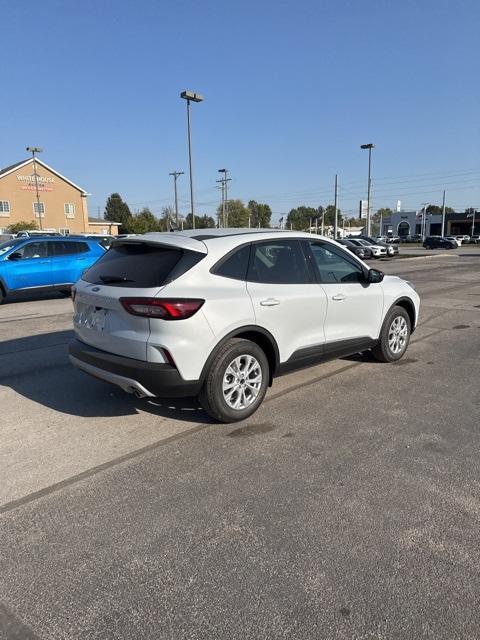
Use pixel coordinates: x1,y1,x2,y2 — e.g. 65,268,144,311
321,208,325,235
333,174,338,239
360,143,375,236
169,171,184,228
217,169,231,226
216,178,225,227
441,190,446,237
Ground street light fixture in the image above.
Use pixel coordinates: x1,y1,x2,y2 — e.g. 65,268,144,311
180,90,204,229
26,146,43,230
360,143,375,236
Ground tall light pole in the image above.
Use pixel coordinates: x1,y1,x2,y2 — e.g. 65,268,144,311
26,146,43,230
180,90,203,229
441,190,446,237
421,203,430,240
467,208,477,237
333,174,338,239
360,143,375,236
218,169,231,226
215,177,225,227
169,171,184,228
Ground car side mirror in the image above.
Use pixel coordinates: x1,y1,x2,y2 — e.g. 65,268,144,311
367,268,384,283
8,252,22,261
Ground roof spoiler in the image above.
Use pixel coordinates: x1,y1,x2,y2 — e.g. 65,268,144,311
113,233,208,254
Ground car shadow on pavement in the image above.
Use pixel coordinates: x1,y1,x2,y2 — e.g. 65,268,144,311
1,330,212,424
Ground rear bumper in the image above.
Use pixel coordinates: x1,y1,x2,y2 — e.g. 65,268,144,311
69,339,202,398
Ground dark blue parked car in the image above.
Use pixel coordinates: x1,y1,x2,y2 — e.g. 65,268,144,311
0,237,105,304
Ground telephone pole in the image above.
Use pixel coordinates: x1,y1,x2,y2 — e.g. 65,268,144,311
333,174,338,239
441,190,446,237
216,177,225,227
169,171,184,227
217,169,231,226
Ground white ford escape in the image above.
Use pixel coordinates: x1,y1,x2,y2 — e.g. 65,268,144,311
69,229,420,422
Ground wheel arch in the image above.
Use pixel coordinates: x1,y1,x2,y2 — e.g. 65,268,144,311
391,296,417,332
199,325,280,387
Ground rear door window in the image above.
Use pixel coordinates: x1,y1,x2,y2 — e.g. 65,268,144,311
83,242,183,287
247,239,311,284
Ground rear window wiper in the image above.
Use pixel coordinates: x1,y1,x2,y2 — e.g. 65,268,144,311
99,275,134,283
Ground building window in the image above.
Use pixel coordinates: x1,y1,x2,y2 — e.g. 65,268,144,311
33,202,45,217
64,203,75,218
0,201,10,217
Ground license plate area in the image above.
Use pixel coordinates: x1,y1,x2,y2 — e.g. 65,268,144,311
77,305,108,332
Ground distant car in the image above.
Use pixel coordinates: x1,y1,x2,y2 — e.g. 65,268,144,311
469,235,480,244
359,236,399,256
349,239,387,258
337,239,368,259
15,230,62,238
0,233,16,243
69,234,114,249
0,237,105,304
445,236,460,247
423,236,456,250
384,235,400,244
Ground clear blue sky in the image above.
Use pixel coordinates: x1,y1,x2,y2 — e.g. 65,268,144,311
2,0,479,221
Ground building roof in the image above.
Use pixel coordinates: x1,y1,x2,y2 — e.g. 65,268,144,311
0,158,88,194
88,217,120,225
0,160,26,177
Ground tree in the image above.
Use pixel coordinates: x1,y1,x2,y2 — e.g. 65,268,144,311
425,204,454,215
104,193,132,233
6,221,38,234
129,208,161,234
247,200,272,228
465,208,476,215
287,206,319,230
184,213,216,229
217,199,249,227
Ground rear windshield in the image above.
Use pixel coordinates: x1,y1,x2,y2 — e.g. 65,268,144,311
83,243,183,287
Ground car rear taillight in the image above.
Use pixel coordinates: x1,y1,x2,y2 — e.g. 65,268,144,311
120,298,204,320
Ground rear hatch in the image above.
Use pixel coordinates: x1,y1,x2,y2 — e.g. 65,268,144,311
73,235,207,360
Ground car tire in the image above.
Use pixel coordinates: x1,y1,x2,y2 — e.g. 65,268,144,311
198,338,269,423
371,305,411,363
0,287,5,305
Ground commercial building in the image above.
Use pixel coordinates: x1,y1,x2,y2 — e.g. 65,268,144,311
0,158,118,235
381,210,478,237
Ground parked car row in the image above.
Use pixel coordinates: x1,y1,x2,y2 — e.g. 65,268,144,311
342,236,400,259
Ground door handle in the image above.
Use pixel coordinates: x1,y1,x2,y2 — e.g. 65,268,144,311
332,294,346,301
260,298,281,306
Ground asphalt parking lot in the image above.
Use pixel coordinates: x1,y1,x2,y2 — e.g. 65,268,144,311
1,249,479,639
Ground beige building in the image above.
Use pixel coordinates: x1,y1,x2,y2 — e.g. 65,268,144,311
0,158,118,235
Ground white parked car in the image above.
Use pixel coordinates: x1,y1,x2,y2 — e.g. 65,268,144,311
445,236,460,246
348,238,388,258
69,229,420,422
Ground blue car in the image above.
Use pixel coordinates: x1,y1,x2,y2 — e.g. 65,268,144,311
0,237,105,304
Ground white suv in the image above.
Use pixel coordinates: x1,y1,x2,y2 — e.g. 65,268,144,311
69,229,420,422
